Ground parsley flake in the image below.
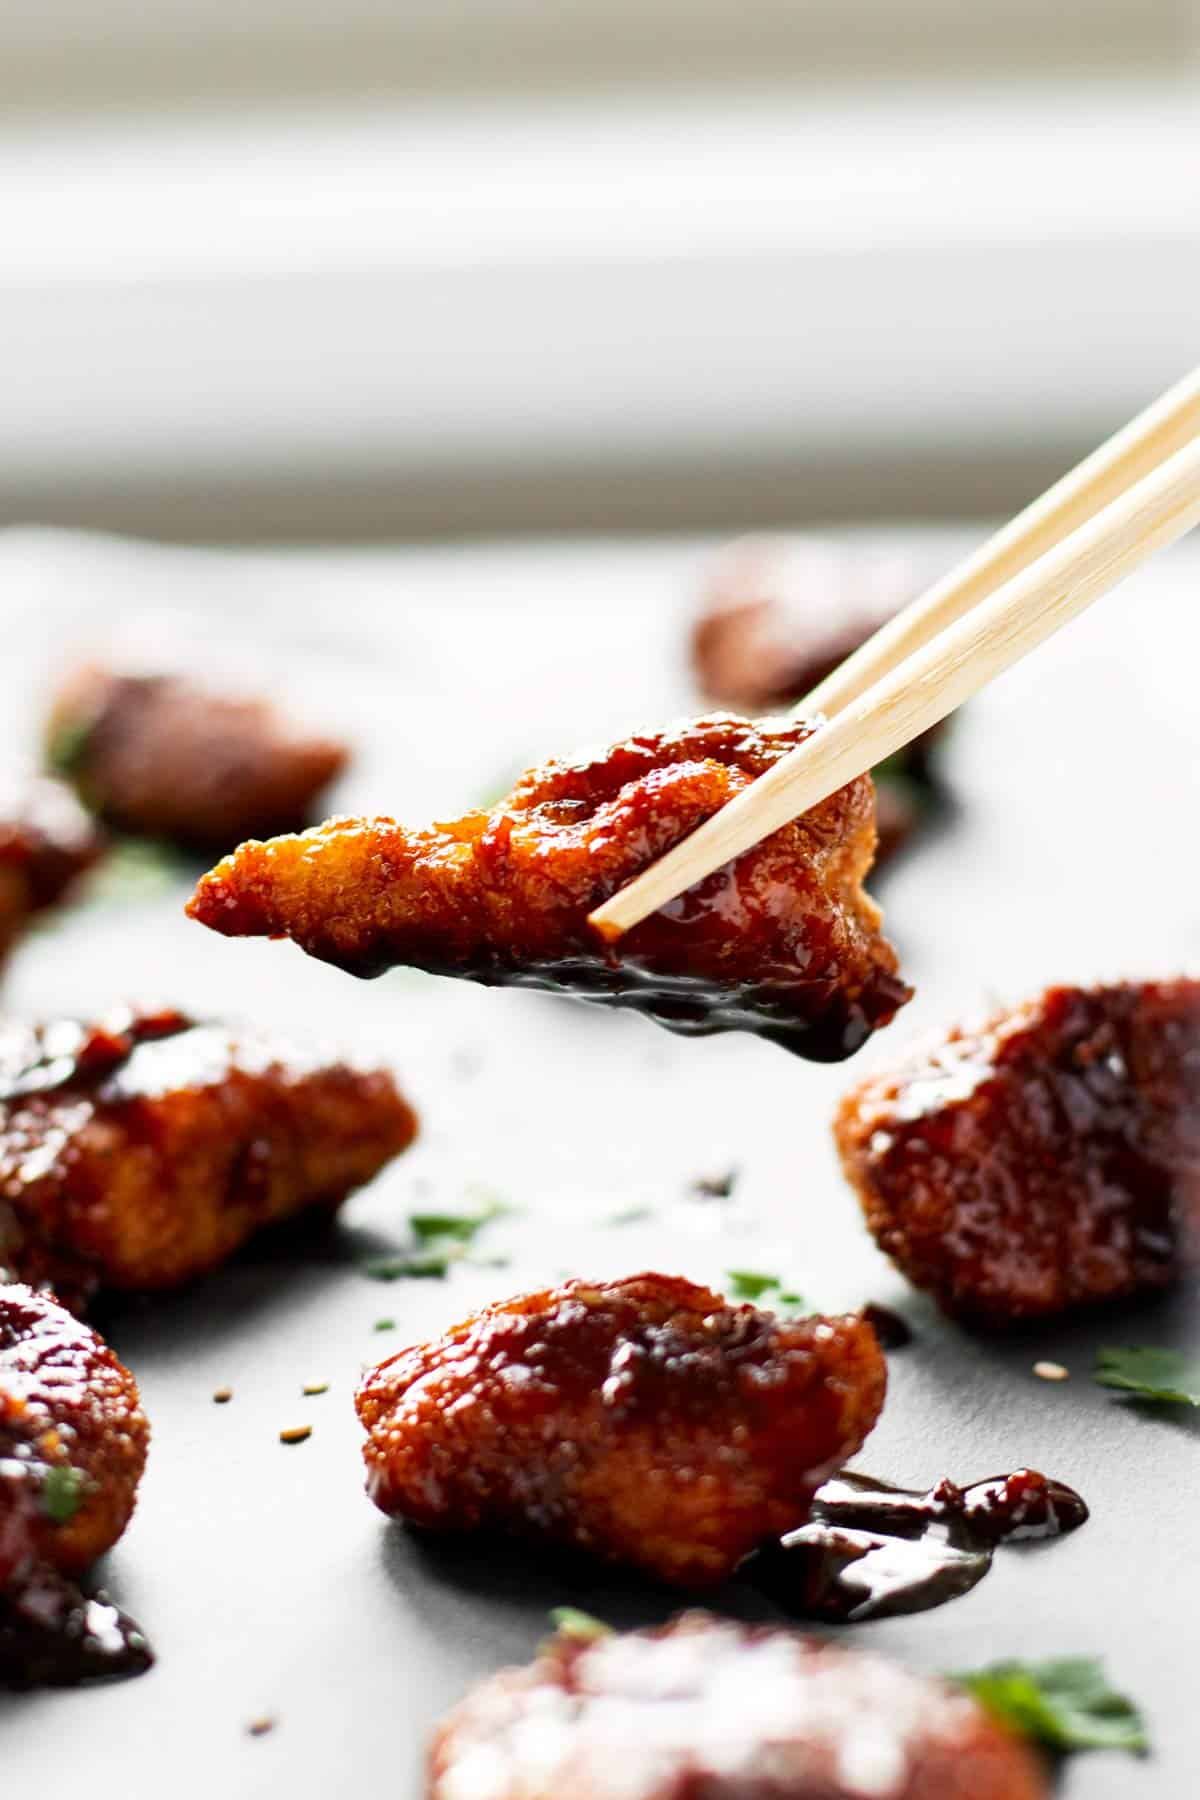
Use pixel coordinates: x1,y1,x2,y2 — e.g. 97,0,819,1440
363,1253,451,1282
955,1656,1148,1755
1095,1346,1200,1407
726,1270,780,1301
42,1464,85,1525
549,1607,613,1643
725,1271,806,1312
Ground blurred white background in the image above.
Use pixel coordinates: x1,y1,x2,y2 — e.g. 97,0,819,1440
2,0,1198,539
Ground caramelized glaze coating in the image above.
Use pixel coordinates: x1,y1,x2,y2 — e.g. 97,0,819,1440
835,980,1200,1325
0,1285,148,1588
0,778,105,965
428,1613,1048,1800
189,715,910,1061
356,1274,887,1586
0,1007,416,1308
46,663,348,848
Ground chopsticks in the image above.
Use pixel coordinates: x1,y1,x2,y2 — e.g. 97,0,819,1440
589,370,1200,942
802,364,1200,720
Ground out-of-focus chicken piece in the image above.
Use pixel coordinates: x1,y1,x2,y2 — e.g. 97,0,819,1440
0,1284,148,1589
692,538,946,866
428,1612,1049,1800
0,778,105,965
46,663,348,848
0,1007,416,1309
356,1273,887,1586
189,714,910,1062
835,979,1200,1326
690,537,932,743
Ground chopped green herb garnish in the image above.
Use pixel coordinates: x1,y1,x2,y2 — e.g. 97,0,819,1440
775,1291,806,1311
374,1318,396,1332
607,1205,652,1226
726,1270,781,1301
1095,1346,1200,1407
409,1204,504,1244
955,1657,1148,1754
549,1607,613,1643
42,1464,85,1525
363,1253,451,1281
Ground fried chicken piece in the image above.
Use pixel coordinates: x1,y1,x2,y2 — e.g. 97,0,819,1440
0,1007,416,1309
0,778,105,965
692,538,945,864
834,980,1200,1325
0,1284,148,1589
356,1273,887,1586
428,1612,1048,1800
189,714,910,1062
46,663,349,848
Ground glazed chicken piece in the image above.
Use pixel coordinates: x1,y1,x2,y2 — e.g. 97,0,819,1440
189,714,911,1062
835,979,1200,1325
356,1273,887,1586
0,1007,416,1310
46,663,348,848
0,778,105,965
692,538,946,864
428,1612,1049,1800
0,1284,152,1687
0,1284,148,1588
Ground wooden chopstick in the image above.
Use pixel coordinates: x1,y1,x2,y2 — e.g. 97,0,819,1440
802,363,1200,720
590,427,1200,941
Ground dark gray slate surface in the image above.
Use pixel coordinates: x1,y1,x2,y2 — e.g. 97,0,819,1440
1,526,1196,1797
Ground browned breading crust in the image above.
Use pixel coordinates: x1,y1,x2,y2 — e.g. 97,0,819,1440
0,778,105,965
47,664,348,848
835,979,1200,1325
356,1273,887,1586
0,1007,417,1308
0,1285,148,1587
189,714,910,1062
428,1612,1049,1800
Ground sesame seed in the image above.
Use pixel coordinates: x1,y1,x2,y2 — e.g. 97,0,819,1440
1033,1360,1070,1382
247,1716,276,1737
213,1387,233,1404
301,1382,329,1396
279,1425,312,1445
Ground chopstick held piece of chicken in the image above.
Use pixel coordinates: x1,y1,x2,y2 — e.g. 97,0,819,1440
189,715,910,1062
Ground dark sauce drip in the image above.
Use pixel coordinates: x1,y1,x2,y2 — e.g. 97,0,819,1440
860,1303,913,1349
746,1467,1087,1623
0,1567,153,1688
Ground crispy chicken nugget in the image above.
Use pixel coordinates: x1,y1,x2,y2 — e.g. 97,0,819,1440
47,663,348,848
356,1273,887,1586
0,1007,416,1308
428,1612,1049,1800
0,778,105,965
0,1284,148,1588
189,714,910,1062
835,979,1200,1325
